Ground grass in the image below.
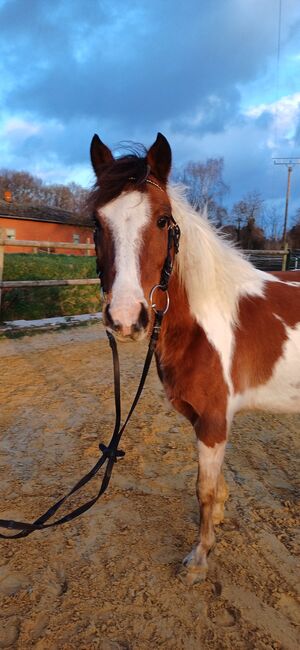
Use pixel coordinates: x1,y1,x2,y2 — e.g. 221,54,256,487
1,253,101,321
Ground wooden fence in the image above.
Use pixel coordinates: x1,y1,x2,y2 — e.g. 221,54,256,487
0,232,298,315
243,246,291,271
0,232,98,312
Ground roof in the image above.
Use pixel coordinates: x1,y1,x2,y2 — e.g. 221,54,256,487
0,200,93,227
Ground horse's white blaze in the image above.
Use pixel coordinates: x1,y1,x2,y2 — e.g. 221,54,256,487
99,191,150,330
227,322,300,420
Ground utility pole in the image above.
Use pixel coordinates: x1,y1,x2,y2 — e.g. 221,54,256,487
236,216,241,242
273,158,300,246
282,164,292,246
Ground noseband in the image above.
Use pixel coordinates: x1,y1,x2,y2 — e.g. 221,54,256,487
0,182,180,539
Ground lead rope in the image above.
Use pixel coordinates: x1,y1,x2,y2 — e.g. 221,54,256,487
0,219,179,539
0,311,164,539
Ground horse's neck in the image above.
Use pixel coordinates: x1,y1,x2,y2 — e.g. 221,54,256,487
170,188,264,328
157,270,194,366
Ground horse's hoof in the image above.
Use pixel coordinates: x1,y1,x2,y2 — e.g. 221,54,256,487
182,549,197,568
180,548,208,584
183,548,208,568
177,563,207,586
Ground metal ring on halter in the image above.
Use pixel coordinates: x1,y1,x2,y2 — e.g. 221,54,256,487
149,284,170,315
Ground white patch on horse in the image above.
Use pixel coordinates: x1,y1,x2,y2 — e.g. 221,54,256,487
228,322,300,418
99,191,150,331
197,439,226,480
283,280,300,287
169,186,277,390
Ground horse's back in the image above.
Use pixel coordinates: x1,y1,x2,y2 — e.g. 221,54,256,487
271,270,300,282
231,275,300,414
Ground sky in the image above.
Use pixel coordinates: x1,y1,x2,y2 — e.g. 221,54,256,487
0,0,300,224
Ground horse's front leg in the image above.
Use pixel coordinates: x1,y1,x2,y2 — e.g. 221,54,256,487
183,415,227,580
212,470,229,525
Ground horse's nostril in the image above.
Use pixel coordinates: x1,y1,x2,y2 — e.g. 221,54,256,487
104,304,114,328
113,321,122,333
138,304,149,330
132,322,141,334
132,305,149,334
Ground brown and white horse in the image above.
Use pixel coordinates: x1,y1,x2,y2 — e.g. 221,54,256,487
90,132,300,582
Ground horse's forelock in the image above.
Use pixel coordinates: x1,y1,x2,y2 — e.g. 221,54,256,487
90,146,149,210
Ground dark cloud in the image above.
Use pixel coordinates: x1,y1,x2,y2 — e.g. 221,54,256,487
1,0,293,132
1,0,300,211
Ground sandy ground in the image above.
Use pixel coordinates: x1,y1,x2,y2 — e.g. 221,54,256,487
0,323,299,650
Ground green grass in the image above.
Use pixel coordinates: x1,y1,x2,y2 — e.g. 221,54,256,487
1,253,101,321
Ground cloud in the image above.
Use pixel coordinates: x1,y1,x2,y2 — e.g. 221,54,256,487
3,0,298,131
0,0,300,218
245,93,300,149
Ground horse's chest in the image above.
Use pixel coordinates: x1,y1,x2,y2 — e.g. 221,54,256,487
155,338,228,412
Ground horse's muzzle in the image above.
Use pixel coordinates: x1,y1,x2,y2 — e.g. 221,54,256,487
104,303,149,340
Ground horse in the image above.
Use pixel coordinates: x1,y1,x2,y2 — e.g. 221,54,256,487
90,132,300,583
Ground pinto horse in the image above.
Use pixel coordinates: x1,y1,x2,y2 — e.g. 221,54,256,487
90,132,300,582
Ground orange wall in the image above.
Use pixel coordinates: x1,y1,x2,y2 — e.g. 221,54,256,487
0,217,95,255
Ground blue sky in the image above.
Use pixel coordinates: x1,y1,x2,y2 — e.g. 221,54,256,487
1,0,300,221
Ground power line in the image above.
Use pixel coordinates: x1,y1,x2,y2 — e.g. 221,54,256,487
276,0,282,101
274,0,282,150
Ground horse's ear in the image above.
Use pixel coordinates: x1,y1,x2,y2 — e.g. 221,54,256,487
147,133,172,183
90,134,114,176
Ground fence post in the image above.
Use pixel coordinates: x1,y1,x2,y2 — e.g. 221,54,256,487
0,228,5,318
86,237,91,256
282,242,289,271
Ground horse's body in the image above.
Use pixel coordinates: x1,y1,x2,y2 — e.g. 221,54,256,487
90,133,300,582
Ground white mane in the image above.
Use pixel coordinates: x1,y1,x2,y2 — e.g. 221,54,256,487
169,185,271,327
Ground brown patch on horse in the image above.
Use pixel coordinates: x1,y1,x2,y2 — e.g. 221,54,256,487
156,272,228,447
232,279,300,392
266,278,300,327
138,180,175,305
271,270,300,282
93,215,116,295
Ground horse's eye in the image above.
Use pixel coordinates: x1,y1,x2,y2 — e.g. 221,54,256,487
157,216,168,229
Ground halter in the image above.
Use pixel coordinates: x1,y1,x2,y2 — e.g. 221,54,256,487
0,182,180,539
145,178,165,192
150,216,181,315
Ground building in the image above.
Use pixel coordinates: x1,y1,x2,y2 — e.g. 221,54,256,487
0,200,94,255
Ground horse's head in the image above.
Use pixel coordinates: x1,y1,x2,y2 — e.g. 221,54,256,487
90,133,174,341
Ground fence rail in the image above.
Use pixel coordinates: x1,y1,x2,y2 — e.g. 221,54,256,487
1,279,99,288
0,231,98,312
243,249,287,255
244,246,300,272
2,238,95,251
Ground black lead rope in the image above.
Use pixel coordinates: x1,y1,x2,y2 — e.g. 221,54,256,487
0,310,163,539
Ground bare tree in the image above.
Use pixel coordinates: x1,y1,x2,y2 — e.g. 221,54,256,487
262,206,282,247
231,191,265,243
175,157,229,220
0,170,43,204
0,170,89,214
288,210,300,248
239,218,265,249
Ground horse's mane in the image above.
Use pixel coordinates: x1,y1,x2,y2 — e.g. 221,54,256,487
89,144,149,211
169,185,271,325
